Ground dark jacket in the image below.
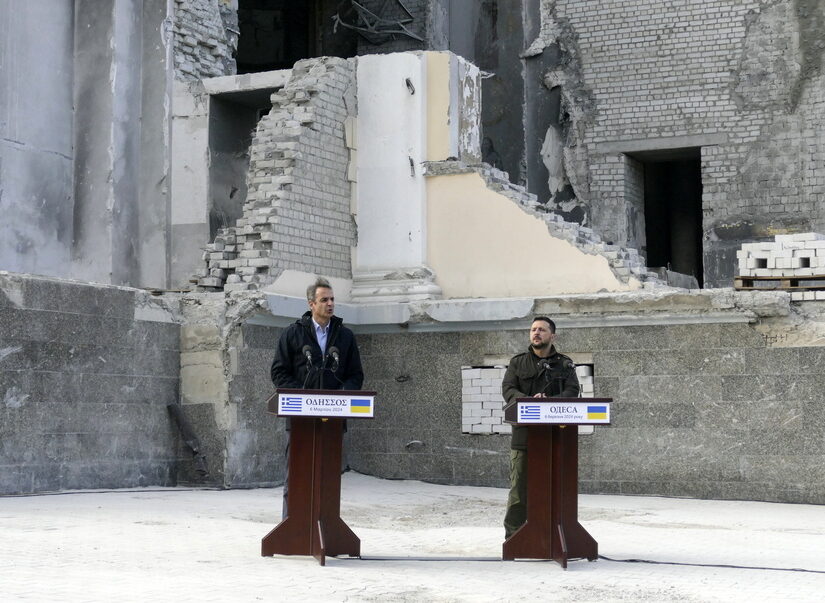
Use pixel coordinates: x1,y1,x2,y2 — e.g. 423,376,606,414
502,345,579,450
270,312,364,391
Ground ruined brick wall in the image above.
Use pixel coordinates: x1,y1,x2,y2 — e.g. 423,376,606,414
173,0,237,80
544,0,825,286
197,57,357,291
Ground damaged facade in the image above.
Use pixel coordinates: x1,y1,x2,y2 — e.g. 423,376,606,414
2,0,825,506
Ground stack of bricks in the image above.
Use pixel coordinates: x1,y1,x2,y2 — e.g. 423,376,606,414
173,0,237,81
193,57,357,292
737,233,825,301
461,365,596,435
461,367,509,435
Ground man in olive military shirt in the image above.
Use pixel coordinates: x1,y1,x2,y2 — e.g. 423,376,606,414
501,316,579,539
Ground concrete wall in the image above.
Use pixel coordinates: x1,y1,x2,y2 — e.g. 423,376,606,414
0,273,181,495
1,1,170,289
0,1,75,278
174,296,285,488
346,317,825,504
226,323,285,486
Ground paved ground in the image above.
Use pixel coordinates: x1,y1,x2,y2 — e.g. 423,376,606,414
2,472,824,602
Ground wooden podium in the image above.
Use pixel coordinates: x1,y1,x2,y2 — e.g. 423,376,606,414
261,388,376,566
502,397,612,568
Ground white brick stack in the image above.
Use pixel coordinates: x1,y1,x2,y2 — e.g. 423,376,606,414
737,233,825,301
461,364,597,435
461,367,509,435
738,233,825,277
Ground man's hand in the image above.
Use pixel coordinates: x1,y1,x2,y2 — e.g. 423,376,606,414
533,393,544,398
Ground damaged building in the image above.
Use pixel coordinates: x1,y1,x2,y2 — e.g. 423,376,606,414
2,0,825,506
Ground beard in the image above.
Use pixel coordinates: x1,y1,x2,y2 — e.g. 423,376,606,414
530,340,549,351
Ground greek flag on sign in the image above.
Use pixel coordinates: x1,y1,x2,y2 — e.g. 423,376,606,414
519,404,541,421
281,396,302,412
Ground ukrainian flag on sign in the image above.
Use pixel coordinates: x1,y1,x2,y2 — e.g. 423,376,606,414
350,398,372,413
587,405,607,420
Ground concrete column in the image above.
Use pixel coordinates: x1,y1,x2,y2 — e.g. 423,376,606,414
0,1,75,277
351,51,480,302
351,52,442,302
72,0,168,288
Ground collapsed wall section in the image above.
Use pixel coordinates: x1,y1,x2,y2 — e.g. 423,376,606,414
195,57,357,292
425,161,666,294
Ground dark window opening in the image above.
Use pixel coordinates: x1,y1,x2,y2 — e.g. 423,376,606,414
633,147,704,287
235,0,356,74
208,90,275,239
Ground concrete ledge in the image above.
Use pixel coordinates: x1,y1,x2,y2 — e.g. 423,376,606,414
201,69,291,95
254,288,771,333
595,133,729,155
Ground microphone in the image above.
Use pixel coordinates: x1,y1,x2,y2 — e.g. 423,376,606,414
327,346,340,372
302,345,316,388
563,358,576,372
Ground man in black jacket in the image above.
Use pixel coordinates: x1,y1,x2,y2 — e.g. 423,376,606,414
270,277,364,516
501,316,579,539
270,278,363,391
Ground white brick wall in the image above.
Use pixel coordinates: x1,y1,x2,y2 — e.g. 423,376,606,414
174,0,237,81
461,364,597,435
551,0,825,258
195,58,357,291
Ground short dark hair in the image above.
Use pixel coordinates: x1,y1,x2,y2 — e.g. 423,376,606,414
307,277,332,302
532,316,556,333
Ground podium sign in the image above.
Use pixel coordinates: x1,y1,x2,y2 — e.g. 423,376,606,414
502,397,612,568
262,389,376,566
272,390,375,418
507,398,611,425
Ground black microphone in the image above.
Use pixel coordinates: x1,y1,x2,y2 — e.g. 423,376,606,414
328,346,340,372
563,358,576,372
301,345,316,389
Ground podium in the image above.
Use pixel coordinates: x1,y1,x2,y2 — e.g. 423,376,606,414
502,397,612,568
261,388,376,565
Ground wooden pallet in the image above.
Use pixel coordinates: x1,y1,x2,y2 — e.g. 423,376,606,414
734,274,825,290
